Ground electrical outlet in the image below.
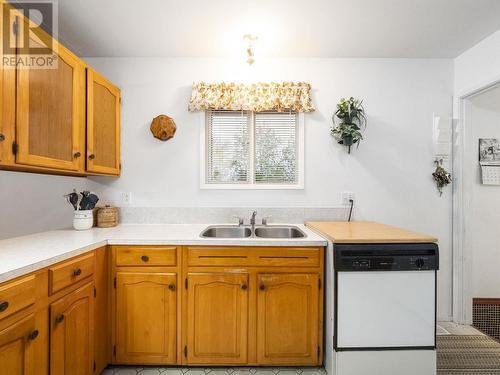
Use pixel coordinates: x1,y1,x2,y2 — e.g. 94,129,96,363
341,191,355,205
122,192,132,206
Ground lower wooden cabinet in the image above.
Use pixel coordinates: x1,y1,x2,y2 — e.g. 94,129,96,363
0,313,39,374
186,273,249,365
50,281,94,375
256,274,319,365
115,272,177,364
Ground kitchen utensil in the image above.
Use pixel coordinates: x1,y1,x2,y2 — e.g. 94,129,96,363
64,190,79,210
80,194,99,210
76,194,83,211
86,194,99,210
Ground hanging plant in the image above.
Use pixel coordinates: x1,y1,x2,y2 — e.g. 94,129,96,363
330,97,367,153
432,159,452,196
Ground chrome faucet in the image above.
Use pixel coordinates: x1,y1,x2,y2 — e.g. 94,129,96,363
250,211,257,230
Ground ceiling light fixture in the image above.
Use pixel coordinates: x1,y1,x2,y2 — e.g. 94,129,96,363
243,34,258,65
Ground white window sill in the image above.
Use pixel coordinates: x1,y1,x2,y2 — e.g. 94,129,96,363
200,183,304,190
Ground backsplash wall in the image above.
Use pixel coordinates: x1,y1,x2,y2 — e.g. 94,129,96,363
84,57,453,319
0,171,92,239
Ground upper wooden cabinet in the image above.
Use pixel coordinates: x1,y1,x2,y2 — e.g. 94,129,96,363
186,273,249,365
16,43,85,171
0,8,120,176
86,68,121,175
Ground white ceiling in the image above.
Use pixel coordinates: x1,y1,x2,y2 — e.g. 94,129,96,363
52,0,500,58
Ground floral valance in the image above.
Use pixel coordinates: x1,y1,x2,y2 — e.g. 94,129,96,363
188,82,315,113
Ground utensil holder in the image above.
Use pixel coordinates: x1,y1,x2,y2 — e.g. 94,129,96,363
73,210,94,231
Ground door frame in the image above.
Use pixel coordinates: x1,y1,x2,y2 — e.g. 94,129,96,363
453,75,500,324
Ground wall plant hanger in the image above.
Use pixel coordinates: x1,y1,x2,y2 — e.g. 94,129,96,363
330,97,367,154
432,158,452,196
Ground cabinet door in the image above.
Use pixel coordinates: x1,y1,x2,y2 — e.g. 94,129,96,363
86,68,120,175
115,272,177,364
257,273,319,365
50,281,94,375
0,313,39,375
16,40,85,171
186,273,248,365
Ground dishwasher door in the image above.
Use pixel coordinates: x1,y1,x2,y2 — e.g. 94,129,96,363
336,270,436,349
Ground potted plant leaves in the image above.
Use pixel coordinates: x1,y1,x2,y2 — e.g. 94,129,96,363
331,97,367,153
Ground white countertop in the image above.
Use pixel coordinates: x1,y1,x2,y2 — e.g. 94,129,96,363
0,224,327,283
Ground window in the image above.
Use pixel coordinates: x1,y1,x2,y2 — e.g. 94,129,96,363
202,110,304,189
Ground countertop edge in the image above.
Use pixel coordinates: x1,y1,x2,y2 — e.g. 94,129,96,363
0,225,328,284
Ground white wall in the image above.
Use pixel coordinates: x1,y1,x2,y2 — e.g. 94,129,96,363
465,87,500,298
0,171,91,239
85,57,454,319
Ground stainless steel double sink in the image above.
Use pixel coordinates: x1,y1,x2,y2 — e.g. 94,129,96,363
200,225,306,239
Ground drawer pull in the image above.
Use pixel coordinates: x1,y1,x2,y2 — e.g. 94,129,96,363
168,283,176,291
0,301,9,312
241,283,248,290
259,284,266,291
141,255,149,262
73,268,82,277
27,329,39,341
55,314,65,324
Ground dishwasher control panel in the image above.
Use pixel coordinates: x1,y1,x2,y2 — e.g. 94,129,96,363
334,243,439,271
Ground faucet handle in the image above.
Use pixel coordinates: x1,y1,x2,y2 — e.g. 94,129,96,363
262,216,272,226
233,216,244,226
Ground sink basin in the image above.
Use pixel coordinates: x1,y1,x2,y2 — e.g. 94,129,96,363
201,225,252,238
254,226,306,239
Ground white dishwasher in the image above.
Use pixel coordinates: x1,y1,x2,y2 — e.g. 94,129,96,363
333,243,438,375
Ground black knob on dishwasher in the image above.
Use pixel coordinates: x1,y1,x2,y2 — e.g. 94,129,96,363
415,258,425,268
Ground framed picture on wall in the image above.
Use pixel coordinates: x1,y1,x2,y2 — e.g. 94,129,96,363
479,138,500,185
479,138,500,163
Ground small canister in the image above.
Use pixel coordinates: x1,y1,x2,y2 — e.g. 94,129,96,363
73,210,94,231
97,206,119,228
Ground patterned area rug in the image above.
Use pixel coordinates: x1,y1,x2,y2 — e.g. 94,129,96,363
438,335,500,374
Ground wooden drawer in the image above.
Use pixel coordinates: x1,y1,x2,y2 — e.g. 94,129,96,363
0,275,35,320
115,246,177,267
186,246,320,267
49,253,95,295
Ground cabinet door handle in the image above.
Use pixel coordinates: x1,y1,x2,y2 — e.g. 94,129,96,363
73,268,82,276
240,283,248,290
259,284,266,291
0,301,9,312
73,151,81,159
27,329,39,341
55,314,65,324
0,134,5,142
88,154,95,160
168,283,176,291
141,255,149,262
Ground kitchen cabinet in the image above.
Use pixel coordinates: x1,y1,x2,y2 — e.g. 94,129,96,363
186,273,249,365
94,246,110,374
0,8,120,176
50,281,94,375
86,68,121,175
16,41,86,172
256,273,319,365
0,313,39,374
115,272,177,364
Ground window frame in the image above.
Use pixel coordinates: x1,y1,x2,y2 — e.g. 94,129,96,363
199,111,305,190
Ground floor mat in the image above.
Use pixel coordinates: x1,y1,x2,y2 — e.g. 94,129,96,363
438,335,500,374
